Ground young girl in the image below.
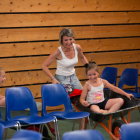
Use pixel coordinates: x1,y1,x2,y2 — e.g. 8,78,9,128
0,67,6,106
80,63,134,114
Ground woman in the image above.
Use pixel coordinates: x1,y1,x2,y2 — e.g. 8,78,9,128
42,28,89,132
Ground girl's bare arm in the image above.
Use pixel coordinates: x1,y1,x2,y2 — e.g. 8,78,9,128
102,79,134,100
80,83,90,107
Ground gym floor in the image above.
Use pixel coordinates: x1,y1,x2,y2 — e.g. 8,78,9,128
5,109,140,140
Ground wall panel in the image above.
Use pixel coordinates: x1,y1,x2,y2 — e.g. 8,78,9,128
1,25,140,42
0,38,140,57
0,0,140,101
1,12,140,27
0,0,140,12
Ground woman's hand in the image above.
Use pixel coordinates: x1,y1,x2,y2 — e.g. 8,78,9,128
126,93,134,100
51,78,60,84
82,101,90,107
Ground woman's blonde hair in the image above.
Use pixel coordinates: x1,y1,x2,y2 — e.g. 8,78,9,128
59,28,75,46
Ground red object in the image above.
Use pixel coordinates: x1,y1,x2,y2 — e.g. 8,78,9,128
26,126,39,132
69,89,82,98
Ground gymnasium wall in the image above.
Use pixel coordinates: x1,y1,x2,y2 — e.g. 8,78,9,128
0,0,140,108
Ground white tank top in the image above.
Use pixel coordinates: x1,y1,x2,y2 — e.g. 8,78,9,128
86,79,105,104
55,43,78,76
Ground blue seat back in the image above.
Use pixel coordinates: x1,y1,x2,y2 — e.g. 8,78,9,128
0,112,2,121
11,129,42,140
41,84,73,115
121,122,140,140
5,87,38,120
0,124,4,140
118,68,138,92
62,130,105,140
100,67,118,86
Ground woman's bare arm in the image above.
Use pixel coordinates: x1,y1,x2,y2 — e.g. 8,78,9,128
76,44,88,64
42,49,60,83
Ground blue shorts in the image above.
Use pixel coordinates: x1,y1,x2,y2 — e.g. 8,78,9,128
88,99,109,110
55,73,83,90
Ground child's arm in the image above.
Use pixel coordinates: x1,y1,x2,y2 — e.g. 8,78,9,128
102,79,134,100
80,83,90,107
0,95,5,106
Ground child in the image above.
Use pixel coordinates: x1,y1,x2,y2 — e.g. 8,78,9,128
0,67,6,106
80,63,134,114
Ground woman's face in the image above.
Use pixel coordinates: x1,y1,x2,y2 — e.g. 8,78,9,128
0,70,6,85
62,36,74,48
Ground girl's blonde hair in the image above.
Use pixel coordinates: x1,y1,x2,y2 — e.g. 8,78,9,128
85,62,99,75
59,28,75,46
0,67,4,76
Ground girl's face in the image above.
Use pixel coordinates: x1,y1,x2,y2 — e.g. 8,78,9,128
62,36,74,48
0,70,6,85
87,68,99,82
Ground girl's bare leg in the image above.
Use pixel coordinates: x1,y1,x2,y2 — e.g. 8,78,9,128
79,118,85,130
47,109,85,130
90,105,108,114
47,108,65,129
105,98,124,113
62,107,85,130
47,122,54,128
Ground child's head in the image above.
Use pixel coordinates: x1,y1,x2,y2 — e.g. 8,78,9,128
0,67,6,85
85,62,100,80
85,62,99,74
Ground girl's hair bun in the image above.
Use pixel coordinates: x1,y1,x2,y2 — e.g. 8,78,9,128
89,61,96,64
84,61,96,68
84,63,89,68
